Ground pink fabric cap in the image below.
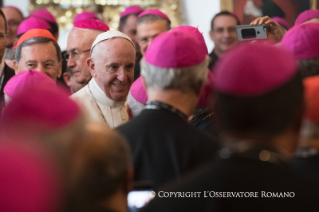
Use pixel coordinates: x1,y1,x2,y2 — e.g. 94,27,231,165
198,70,214,107
2,85,81,129
130,76,147,104
280,22,319,60
74,11,98,24
295,9,319,26
31,9,57,24
17,17,51,36
0,142,62,212
303,76,319,124
173,25,208,55
4,70,56,99
120,5,144,18
74,19,110,31
138,9,170,22
214,43,298,96
271,16,290,29
145,30,206,68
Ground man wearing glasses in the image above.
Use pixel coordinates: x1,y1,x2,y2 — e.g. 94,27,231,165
208,11,240,71
66,19,109,92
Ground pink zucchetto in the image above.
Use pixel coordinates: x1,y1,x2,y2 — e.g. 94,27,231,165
130,76,147,104
2,85,81,129
74,11,98,24
31,9,57,24
145,30,206,68
198,70,214,107
172,25,208,55
138,9,170,22
214,43,298,96
120,5,144,18
4,70,56,99
295,9,319,26
280,22,319,60
17,17,51,36
271,17,290,29
74,19,110,31
0,141,62,212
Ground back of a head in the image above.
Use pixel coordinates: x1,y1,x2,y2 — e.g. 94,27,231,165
119,5,144,30
214,43,303,136
281,23,319,78
30,9,59,36
17,17,51,38
68,124,132,210
142,30,208,94
127,76,147,117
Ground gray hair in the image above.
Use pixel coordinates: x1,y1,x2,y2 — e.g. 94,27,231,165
3,48,15,60
141,56,209,94
15,37,62,63
299,56,319,79
126,91,145,117
136,14,171,30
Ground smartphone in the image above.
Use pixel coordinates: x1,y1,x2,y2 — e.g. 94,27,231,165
236,24,267,41
128,181,154,212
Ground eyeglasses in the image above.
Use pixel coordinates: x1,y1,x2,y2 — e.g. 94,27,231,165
64,49,90,61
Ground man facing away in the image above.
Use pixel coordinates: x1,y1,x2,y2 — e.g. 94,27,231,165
142,43,319,212
71,30,135,129
116,30,220,189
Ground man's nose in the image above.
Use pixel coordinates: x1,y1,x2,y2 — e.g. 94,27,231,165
117,69,127,82
67,56,76,68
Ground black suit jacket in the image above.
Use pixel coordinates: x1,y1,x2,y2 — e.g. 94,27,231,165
0,63,15,104
116,109,220,189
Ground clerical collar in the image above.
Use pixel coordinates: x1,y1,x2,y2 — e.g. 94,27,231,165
89,79,125,107
145,101,188,121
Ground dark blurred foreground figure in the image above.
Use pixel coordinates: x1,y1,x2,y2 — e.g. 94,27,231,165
292,76,319,183
117,30,220,189
281,22,319,79
67,124,133,212
142,43,319,212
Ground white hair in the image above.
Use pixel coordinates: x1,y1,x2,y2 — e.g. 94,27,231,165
141,56,209,94
126,91,145,117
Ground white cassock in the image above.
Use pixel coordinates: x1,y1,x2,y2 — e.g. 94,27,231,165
71,79,128,128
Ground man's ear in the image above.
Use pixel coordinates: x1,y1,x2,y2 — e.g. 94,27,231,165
13,60,19,74
209,30,215,41
87,58,96,77
57,61,62,78
63,72,71,87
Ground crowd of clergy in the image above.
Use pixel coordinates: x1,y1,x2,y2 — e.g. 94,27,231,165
2,4,319,212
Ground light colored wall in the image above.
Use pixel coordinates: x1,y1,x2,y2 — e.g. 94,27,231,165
3,0,29,17
2,0,222,52
181,0,221,53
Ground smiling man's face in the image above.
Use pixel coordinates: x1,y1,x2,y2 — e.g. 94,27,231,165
88,38,135,102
